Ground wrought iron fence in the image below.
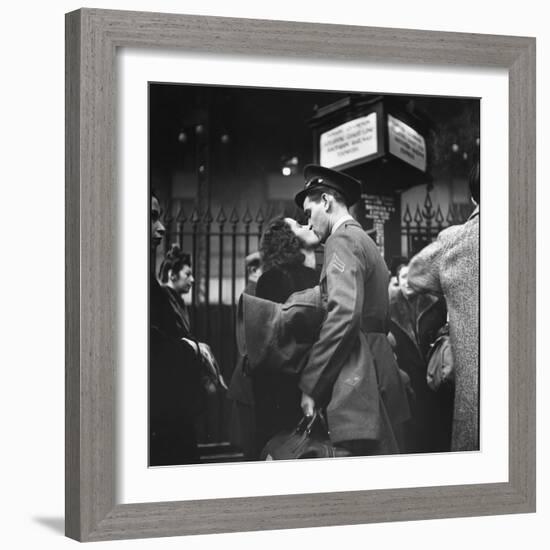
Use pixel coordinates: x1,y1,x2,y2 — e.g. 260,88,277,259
165,202,264,341
400,187,474,258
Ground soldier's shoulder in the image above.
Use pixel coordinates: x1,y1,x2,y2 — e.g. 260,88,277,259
332,219,364,239
328,221,378,263
327,222,360,249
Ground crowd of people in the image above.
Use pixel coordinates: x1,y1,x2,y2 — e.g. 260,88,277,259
149,161,480,465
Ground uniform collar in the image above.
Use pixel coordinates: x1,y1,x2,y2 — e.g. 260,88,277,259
331,213,355,235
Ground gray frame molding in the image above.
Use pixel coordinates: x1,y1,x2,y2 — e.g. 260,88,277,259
65,8,536,542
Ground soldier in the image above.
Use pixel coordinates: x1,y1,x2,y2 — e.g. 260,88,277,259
294,165,410,456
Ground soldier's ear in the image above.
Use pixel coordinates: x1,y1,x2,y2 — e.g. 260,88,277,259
321,193,331,211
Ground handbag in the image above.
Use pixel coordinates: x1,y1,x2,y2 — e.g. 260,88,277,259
426,324,455,391
260,411,338,460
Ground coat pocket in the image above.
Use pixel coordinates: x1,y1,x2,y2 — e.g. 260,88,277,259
325,343,382,442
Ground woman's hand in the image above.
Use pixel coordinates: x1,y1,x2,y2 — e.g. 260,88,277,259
198,342,228,391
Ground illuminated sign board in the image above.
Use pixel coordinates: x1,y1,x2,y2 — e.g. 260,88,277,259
320,113,377,169
387,114,427,172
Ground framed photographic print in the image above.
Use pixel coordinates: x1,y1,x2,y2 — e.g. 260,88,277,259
65,8,535,542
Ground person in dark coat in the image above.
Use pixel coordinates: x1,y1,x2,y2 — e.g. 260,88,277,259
294,165,411,456
158,245,226,392
251,216,320,454
389,263,452,453
149,198,204,466
407,162,480,452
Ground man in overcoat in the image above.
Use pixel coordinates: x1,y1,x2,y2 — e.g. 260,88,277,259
294,165,410,455
407,162,480,452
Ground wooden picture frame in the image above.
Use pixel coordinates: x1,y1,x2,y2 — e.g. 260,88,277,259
65,8,536,542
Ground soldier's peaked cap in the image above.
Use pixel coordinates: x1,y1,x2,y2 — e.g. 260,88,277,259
294,165,362,209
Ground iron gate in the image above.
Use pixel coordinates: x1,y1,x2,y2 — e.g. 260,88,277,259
401,187,474,258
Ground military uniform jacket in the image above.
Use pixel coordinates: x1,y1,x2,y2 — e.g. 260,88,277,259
299,218,411,444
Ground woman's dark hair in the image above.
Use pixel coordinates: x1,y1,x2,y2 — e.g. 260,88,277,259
158,244,191,283
469,161,480,204
260,217,305,272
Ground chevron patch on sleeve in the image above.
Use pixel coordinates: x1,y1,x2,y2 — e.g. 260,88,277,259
330,252,346,273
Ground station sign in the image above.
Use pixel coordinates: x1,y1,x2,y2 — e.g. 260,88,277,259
320,113,378,169
387,114,427,172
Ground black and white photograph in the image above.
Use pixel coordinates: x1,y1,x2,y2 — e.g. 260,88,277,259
3,0,541,546
148,83,480,467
